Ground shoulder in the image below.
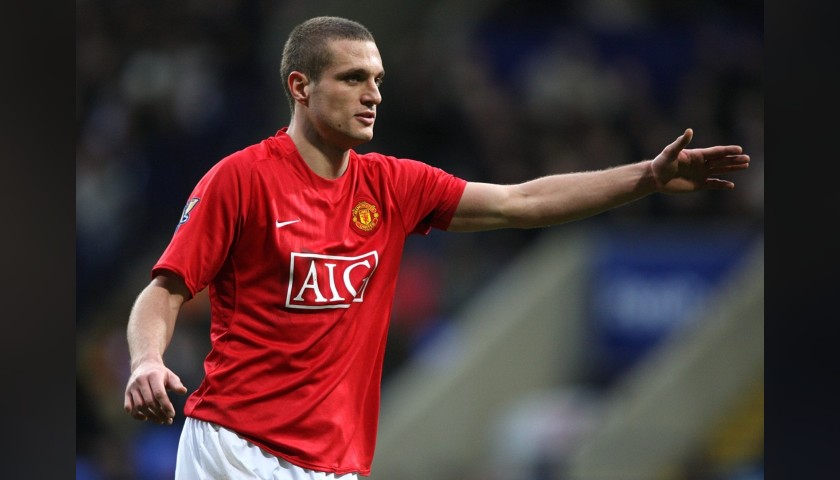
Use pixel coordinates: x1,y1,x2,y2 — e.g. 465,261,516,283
353,151,441,175
212,134,287,172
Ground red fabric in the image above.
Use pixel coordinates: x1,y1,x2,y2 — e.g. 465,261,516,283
153,130,466,474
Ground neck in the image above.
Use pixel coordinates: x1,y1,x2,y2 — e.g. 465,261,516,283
286,121,350,180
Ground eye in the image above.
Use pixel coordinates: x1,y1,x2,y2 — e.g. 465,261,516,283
342,73,364,84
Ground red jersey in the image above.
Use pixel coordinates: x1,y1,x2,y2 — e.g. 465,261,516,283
152,129,467,475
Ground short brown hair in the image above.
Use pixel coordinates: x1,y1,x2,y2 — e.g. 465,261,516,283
280,16,376,113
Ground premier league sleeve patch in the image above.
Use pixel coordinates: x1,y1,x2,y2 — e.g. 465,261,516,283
176,197,200,231
351,199,381,235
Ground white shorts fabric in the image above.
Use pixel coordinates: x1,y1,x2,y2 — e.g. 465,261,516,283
175,417,360,480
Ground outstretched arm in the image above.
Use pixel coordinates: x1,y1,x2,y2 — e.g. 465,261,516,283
447,128,749,232
123,271,190,425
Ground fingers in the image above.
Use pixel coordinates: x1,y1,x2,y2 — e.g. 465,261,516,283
701,152,749,189
699,145,745,159
126,383,173,424
704,178,736,190
124,390,148,421
703,154,750,181
125,391,163,423
124,369,188,425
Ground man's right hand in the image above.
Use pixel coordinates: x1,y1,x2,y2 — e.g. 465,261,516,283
124,360,188,425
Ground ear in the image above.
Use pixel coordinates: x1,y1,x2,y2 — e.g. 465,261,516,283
288,71,310,106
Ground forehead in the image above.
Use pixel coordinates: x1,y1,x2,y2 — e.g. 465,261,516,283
325,39,383,74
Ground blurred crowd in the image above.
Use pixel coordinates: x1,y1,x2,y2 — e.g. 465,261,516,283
76,1,762,478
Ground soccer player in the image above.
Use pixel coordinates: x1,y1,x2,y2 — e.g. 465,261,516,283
123,16,750,480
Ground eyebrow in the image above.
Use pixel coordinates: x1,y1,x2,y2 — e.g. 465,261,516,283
337,67,385,79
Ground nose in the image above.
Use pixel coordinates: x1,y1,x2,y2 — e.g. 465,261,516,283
362,79,381,107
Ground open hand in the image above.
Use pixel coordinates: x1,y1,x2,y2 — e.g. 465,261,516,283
651,128,750,193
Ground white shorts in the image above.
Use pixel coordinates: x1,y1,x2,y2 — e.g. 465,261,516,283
175,417,360,480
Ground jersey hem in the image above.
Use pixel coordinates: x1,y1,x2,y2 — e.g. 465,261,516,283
186,415,371,476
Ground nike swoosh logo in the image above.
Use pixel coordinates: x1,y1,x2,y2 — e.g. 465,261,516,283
275,219,301,228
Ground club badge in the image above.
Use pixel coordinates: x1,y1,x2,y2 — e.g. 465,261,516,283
351,200,381,234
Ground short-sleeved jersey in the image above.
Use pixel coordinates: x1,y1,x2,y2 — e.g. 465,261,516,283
152,129,467,475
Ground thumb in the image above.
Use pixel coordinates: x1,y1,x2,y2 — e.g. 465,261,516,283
167,371,189,395
672,128,693,152
657,128,693,164
681,128,693,146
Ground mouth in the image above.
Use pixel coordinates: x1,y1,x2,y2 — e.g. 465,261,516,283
355,111,376,127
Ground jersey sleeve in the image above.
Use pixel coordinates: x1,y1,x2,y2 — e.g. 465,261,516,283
152,154,248,297
390,157,467,235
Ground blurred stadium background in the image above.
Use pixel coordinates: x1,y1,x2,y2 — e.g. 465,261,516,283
76,1,763,479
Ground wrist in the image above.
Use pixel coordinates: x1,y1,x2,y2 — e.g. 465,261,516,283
130,353,165,371
638,159,659,194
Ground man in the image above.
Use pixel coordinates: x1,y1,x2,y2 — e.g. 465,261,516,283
123,16,749,479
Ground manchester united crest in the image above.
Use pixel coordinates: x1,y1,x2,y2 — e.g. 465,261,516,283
351,200,381,233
